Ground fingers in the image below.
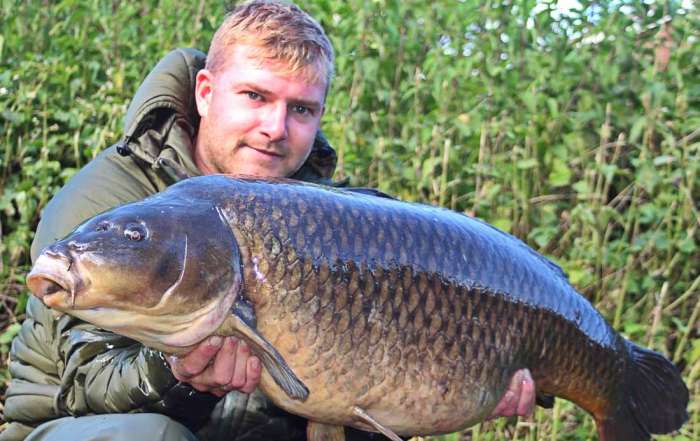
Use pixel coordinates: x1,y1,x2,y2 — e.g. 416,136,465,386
166,336,261,396
502,369,524,417
240,355,262,394
487,369,536,420
517,369,536,418
223,340,261,394
230,339,251,388
168,336,223,381
211,337,240,387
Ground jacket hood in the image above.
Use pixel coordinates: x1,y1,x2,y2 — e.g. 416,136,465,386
119,48,338,184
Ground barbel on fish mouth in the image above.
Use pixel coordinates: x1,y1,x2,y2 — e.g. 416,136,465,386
27,175,688,441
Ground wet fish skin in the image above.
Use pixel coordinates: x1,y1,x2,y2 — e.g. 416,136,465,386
216,178,628,433
27,176,688,440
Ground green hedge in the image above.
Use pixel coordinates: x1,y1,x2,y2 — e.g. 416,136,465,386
1,1,698,439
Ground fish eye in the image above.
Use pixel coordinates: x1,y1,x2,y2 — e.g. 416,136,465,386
95,221,111,232
124,224,147,241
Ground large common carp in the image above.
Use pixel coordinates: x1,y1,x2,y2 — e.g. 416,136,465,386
28,175,688,440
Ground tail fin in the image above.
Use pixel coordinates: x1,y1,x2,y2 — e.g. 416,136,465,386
596,341,688,441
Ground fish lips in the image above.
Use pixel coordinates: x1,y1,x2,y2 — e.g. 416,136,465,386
27,254,81,309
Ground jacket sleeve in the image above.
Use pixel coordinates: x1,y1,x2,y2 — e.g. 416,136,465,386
5,147,218,432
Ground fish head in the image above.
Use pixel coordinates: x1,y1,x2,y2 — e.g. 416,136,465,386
27,197,242,352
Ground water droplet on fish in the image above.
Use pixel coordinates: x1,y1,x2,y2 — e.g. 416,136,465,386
252,256,266,282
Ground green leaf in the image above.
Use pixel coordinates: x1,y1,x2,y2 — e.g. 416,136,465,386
600,164,618,182
688,339,700,365
677,235,696,254
652,155,677,166
638,203,658,225
434,433,461,441
629,117,646,144
566,268,587,286
572,180,589,195
548,158,572,187
492,218,512,233
623,322,646,338
521,90,537,113
636,164,659,193
530,226,558,248
516,158,539,169
1,110,25,124
653,233,671,251
421,157,440,177
0,323,22,345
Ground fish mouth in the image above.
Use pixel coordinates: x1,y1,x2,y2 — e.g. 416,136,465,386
27,254,78,308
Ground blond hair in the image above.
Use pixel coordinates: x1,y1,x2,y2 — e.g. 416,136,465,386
206,0,334,89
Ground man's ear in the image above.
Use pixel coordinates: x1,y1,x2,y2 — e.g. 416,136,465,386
195,69,214,118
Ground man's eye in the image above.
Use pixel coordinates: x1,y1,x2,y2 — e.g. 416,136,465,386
292,105,312,115
246,91,262,101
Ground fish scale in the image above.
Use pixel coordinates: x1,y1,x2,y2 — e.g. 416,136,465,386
235,181,576,430
27,176,688,440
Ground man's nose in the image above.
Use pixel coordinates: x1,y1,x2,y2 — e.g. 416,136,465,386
259,103,288,142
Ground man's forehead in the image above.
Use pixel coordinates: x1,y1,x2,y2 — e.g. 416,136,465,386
219,44,328,89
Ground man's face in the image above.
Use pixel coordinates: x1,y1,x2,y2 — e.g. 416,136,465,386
194,44,326,178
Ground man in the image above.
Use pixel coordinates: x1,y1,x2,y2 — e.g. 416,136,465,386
2,1,535,440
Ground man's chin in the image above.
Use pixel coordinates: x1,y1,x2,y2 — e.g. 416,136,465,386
199,144,307,178
224,164,288,179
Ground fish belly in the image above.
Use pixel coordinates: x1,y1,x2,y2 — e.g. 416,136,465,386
243,261,526,435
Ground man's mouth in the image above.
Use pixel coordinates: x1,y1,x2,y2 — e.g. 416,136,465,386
243,144,284,158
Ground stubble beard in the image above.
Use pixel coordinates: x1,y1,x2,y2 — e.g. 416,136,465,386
195,123,310,178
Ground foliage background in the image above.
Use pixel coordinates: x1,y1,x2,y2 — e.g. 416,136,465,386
0,0,698,439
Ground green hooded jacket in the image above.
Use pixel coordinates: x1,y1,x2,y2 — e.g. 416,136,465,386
2,48,339,441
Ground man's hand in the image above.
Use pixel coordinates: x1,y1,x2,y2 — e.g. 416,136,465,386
167,336,261,397
487,369,536,420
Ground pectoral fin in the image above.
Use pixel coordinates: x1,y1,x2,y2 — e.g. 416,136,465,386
307,421,345,441
230,305,309,401
352,407,403,441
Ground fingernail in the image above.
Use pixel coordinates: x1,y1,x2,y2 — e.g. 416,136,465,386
251,358,260,371
514,370,523,383
210,336,223,347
